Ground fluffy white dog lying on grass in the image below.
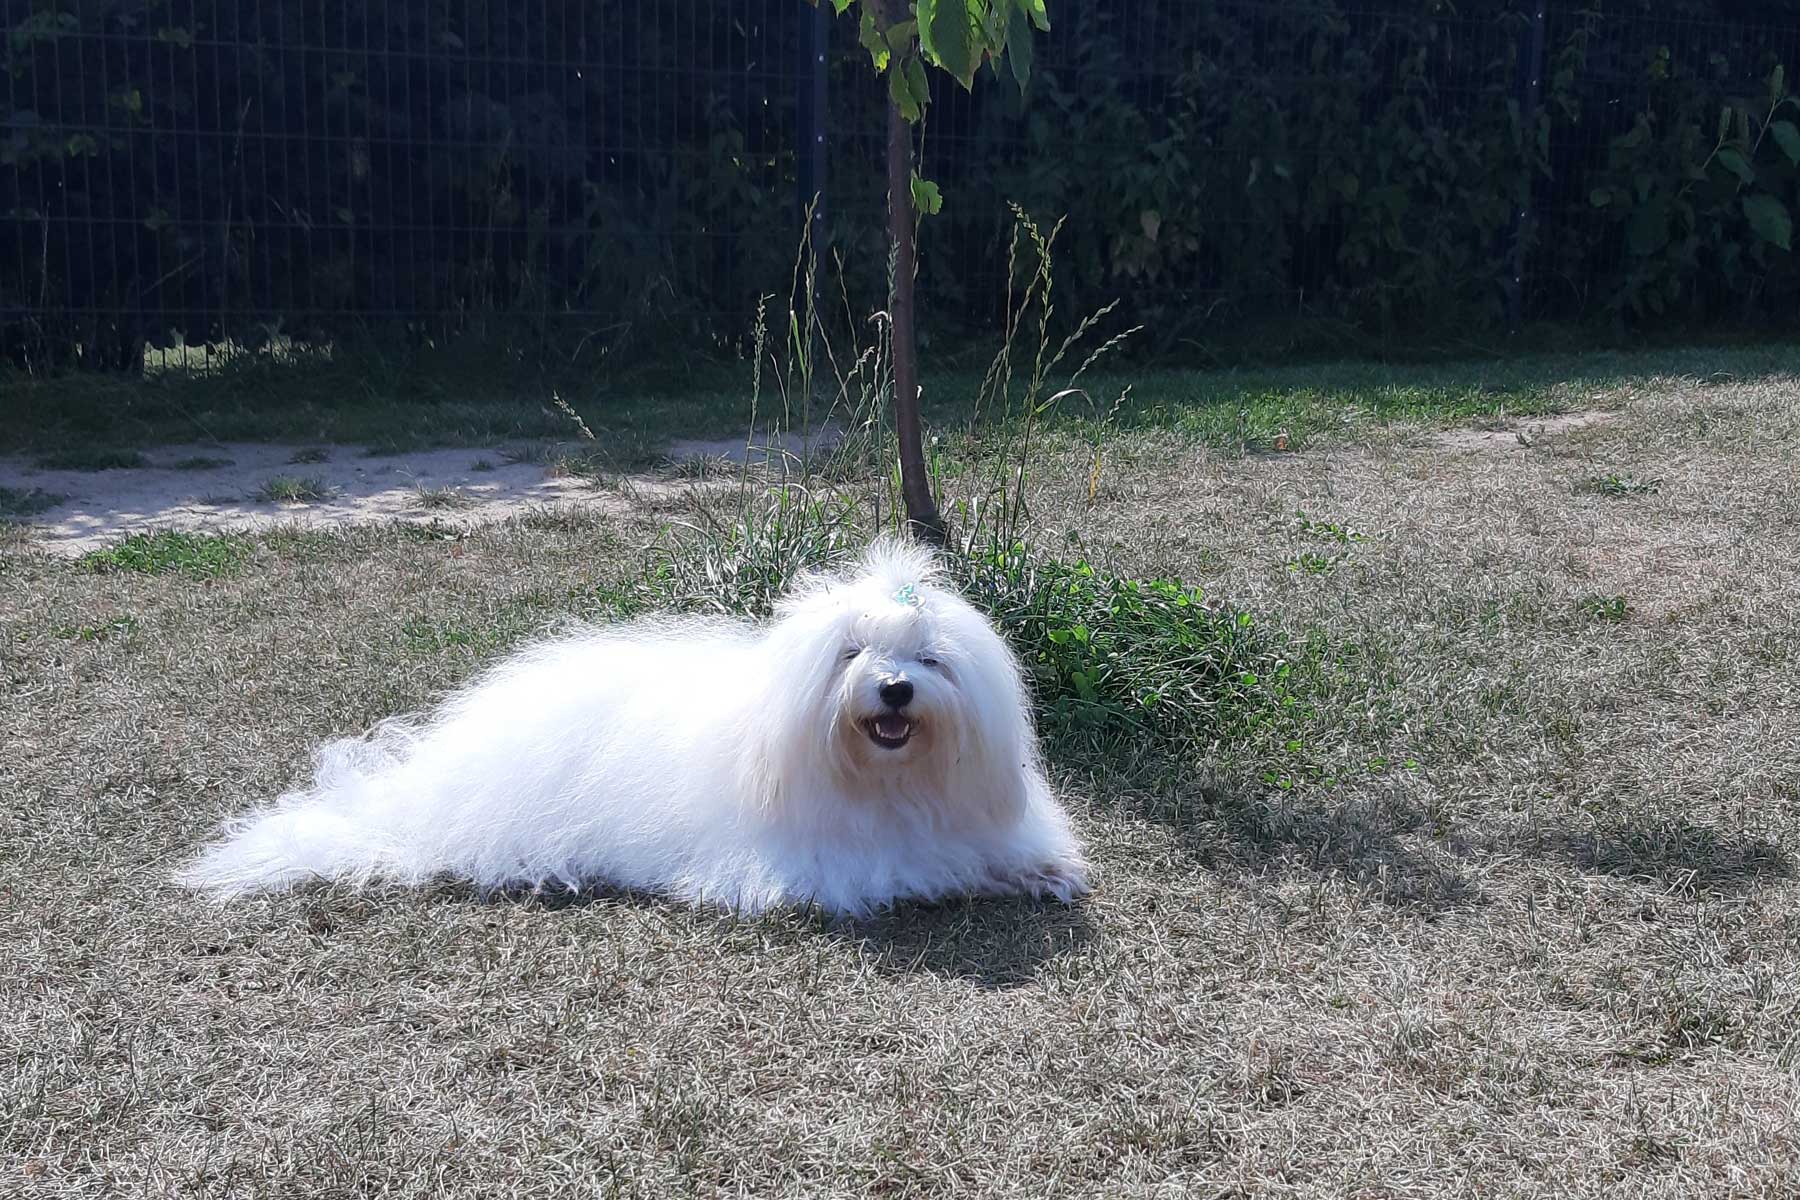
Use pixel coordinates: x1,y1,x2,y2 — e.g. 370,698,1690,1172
179,540,1089,914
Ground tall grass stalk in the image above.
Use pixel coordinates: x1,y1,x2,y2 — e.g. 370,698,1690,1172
957,205,1142,558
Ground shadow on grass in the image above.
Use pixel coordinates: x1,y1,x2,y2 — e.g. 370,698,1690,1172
1180,785,1488,914
13,340,1800,460
840,897,1096,990
1521,818,1794,895
1109,769,1792,914
446,879,1095,991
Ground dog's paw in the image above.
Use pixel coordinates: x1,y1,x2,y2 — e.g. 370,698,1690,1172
990,858,1090,904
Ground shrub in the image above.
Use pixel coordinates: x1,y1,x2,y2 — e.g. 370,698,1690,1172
954,547,1311,764
9,1,1800,367
597,495,1314,774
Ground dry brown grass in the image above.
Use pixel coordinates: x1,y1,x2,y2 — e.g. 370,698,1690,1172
3,372,1798,1197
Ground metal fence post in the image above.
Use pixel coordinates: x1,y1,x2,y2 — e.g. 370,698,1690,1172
1508,2,1549,333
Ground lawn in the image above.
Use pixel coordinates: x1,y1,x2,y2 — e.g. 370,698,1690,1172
2,351,1797,1196
7,339,1800,462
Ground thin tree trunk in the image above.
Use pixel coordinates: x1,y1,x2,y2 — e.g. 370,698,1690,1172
883,31,946,545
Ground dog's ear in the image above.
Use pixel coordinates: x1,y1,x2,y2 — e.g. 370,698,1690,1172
737,593,846,816
936,599,1040,828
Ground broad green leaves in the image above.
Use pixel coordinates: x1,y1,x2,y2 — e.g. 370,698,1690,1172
814,0,1047,98
1598,64,1796,320
887,57,930,121
1005,3,1034,90
918,0,977,89
858,11,889,71
1744,192,1792,251
1716,147,1754,183
809,0,1051,217
910,171,943,215
1770,119,1800,165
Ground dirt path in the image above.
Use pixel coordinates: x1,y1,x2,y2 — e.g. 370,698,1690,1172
1,430,835,555
0,412,1638,557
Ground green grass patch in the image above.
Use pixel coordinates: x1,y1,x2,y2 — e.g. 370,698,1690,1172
1287,550,1347,576
1296,511,1370,545
958,550,1317,768
255,475,334,503
1580,472,1662,498
8,340,1800,460
399,593,557,657
51,615,140,641
0,485,65,520
0,336,750,461
80,531,250,577
413,484,474,510
1578,593,1631,622
598,493,1324,783
34,446,148,470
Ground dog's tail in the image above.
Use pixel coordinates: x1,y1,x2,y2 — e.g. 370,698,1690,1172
176,738,419,896
176,804,393,896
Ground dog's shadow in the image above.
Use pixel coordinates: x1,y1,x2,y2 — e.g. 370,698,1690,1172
825,896,1097,990
466,883,1096,991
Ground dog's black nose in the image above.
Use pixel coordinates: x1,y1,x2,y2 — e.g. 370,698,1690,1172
879,679,914,709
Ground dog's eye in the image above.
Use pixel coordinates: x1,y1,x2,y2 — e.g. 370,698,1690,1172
918,656,942,669
841,647,862,661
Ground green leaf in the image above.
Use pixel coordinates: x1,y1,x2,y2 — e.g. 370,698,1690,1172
1771,120,1800,165
1006,3,1033,91
920,0,977,89
1627,201,1668,257
1589,187,1612,207
888,62,921,120
1022,0,1050,31
859,10,889,72
1716,147,1755,184
831,0,852,13
906,55,931,111
910,171,943,215
1744,193,1792,251
884,19,918,53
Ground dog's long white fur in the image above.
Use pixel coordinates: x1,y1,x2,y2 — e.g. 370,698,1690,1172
178,540,1088,914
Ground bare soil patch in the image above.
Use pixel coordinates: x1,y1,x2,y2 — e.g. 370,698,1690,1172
0,432,845,555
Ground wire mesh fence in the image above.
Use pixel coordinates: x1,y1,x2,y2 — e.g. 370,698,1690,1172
6,1,1800,372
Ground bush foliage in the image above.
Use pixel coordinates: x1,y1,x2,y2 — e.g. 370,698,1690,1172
5,0,1800,367
594,501,1316,775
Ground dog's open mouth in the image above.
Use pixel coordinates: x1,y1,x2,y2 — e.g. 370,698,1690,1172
863,713,915,750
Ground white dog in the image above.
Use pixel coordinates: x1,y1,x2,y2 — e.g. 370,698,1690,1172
178,539,1089,914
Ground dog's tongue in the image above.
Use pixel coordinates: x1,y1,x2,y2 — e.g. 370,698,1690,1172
875,714,910,740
